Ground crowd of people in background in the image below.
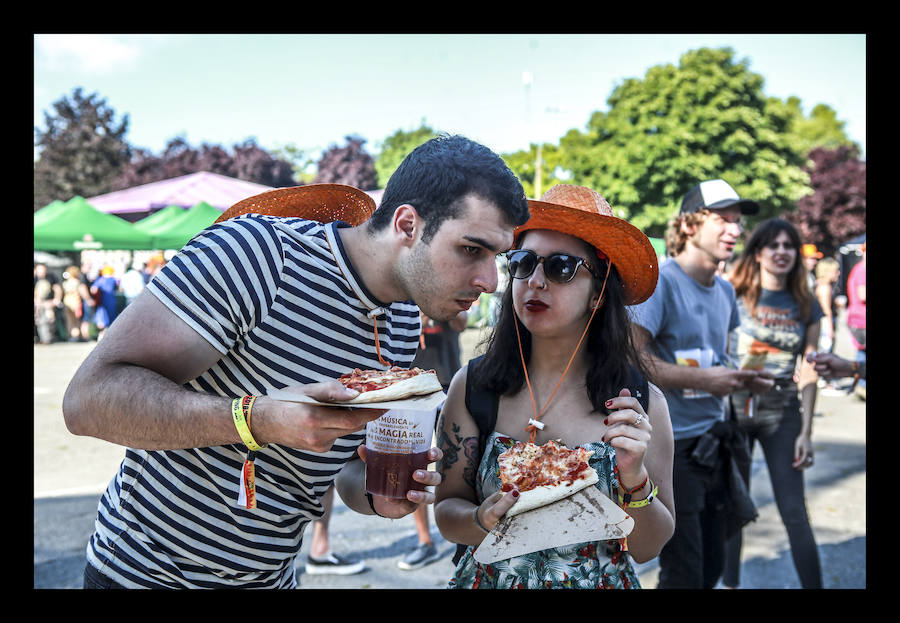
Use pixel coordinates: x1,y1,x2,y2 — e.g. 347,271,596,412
34,255,166,345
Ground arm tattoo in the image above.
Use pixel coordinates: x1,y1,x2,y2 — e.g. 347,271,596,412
436,417,480,492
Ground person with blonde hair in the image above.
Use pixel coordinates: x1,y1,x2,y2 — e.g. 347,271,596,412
90,266,119,340
813,256,840,353
61,265,84,341
629,179,770,589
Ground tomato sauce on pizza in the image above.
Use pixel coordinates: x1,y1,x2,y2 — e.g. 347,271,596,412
498,440,594,493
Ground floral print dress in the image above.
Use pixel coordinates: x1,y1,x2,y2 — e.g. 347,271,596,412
448,431,641,589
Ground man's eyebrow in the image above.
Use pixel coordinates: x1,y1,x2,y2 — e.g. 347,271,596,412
462,235,506,254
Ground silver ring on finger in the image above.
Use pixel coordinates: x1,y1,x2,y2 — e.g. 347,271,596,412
632,413,646,427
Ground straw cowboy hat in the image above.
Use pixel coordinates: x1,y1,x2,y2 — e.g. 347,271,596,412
515,184,659,305
215,184,376,226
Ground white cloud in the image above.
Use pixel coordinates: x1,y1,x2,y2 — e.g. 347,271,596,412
34,34,157,73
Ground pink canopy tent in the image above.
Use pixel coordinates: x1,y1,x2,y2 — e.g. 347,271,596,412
86,172,275,218
87,171,385,221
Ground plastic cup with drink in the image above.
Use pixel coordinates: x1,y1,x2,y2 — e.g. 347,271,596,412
365,409,437,499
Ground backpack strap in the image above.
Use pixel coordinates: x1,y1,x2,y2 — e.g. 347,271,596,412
622,364,650,414
464,355,500,459
452,355,498,566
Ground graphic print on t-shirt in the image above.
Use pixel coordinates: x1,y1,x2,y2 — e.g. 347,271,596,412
674,347,715,398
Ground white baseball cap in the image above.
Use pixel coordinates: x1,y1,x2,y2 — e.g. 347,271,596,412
680,179,759,215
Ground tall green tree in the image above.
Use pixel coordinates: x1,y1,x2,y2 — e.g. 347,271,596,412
782,97,858,154
34,87,132,211
501,142,566,200
374,123,440,188
557,47,818,237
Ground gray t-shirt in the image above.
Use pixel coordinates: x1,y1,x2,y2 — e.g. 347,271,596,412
628,259,740,440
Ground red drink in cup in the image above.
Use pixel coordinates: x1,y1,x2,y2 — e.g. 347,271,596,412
365,409,436,500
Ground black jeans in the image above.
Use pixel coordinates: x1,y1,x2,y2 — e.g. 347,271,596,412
657,434,730,589
721,389,822,588
83,563,127,589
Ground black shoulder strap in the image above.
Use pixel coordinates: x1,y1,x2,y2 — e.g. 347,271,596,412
623,364,651,413
464,355,499,457
453,355,498,566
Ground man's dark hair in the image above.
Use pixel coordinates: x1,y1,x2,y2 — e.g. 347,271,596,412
366,134,529,243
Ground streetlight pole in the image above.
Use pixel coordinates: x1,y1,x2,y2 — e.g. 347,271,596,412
522,71,542,198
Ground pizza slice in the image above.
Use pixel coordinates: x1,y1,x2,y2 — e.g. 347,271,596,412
335,366,443,404
740,348,768,370
498,440,599,517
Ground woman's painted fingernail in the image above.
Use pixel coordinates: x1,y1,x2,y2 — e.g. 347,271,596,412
605,400,614,407
604,418,609,425
512,489,519,498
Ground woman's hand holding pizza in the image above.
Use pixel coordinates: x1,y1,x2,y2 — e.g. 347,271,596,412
475,488,520,534
603,388,652,488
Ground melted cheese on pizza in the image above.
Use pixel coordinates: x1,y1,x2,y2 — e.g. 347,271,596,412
498,440,594,493
337,366,433,392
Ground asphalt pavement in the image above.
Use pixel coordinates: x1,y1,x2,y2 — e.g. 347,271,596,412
34,316,866,589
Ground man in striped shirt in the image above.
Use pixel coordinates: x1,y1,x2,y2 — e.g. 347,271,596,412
63,135,529,588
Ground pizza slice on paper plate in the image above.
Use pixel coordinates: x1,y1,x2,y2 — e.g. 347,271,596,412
335,366,443,404
498,440,600,517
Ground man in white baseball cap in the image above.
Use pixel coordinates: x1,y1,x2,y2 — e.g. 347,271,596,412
628,178,770,588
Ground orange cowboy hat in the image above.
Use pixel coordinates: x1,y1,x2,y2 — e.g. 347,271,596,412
214,184,377,226
801,244,824,259
514,184,659,305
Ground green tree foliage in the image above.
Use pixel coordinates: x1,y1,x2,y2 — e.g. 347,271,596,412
34,87,132,211
554,48,817,237
787,145,866,255
374,123,440,188
782,97,857,154
501,143,567,200
269,144,318,184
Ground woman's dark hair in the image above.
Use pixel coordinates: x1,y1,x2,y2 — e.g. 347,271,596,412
473,237,651,415
729,218,814,322
366,134,529,242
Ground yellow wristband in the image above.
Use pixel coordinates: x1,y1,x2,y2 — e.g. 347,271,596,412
232,397,262,451
620,483,658,508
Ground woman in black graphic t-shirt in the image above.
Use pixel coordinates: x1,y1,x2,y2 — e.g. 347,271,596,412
723,219,824,589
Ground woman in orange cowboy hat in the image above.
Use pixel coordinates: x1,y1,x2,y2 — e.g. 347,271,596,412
435,184,675,589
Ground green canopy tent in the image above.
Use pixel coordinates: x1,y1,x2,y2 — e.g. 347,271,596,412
33,200,67,226
151,201,223,250
648,237,666,258
33,196,157,251
133,205,186,234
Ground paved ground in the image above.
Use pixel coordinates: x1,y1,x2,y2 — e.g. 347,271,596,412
34,315,866,589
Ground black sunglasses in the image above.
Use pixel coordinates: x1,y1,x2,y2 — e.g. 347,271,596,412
506,249,598,283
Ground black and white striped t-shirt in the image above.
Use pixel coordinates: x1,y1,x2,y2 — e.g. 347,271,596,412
86,216,421,588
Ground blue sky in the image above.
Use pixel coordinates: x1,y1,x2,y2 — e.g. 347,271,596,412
33,34,866,165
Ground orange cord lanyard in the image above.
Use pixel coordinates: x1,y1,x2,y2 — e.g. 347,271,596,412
516,261,612,443
370,309,392,367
